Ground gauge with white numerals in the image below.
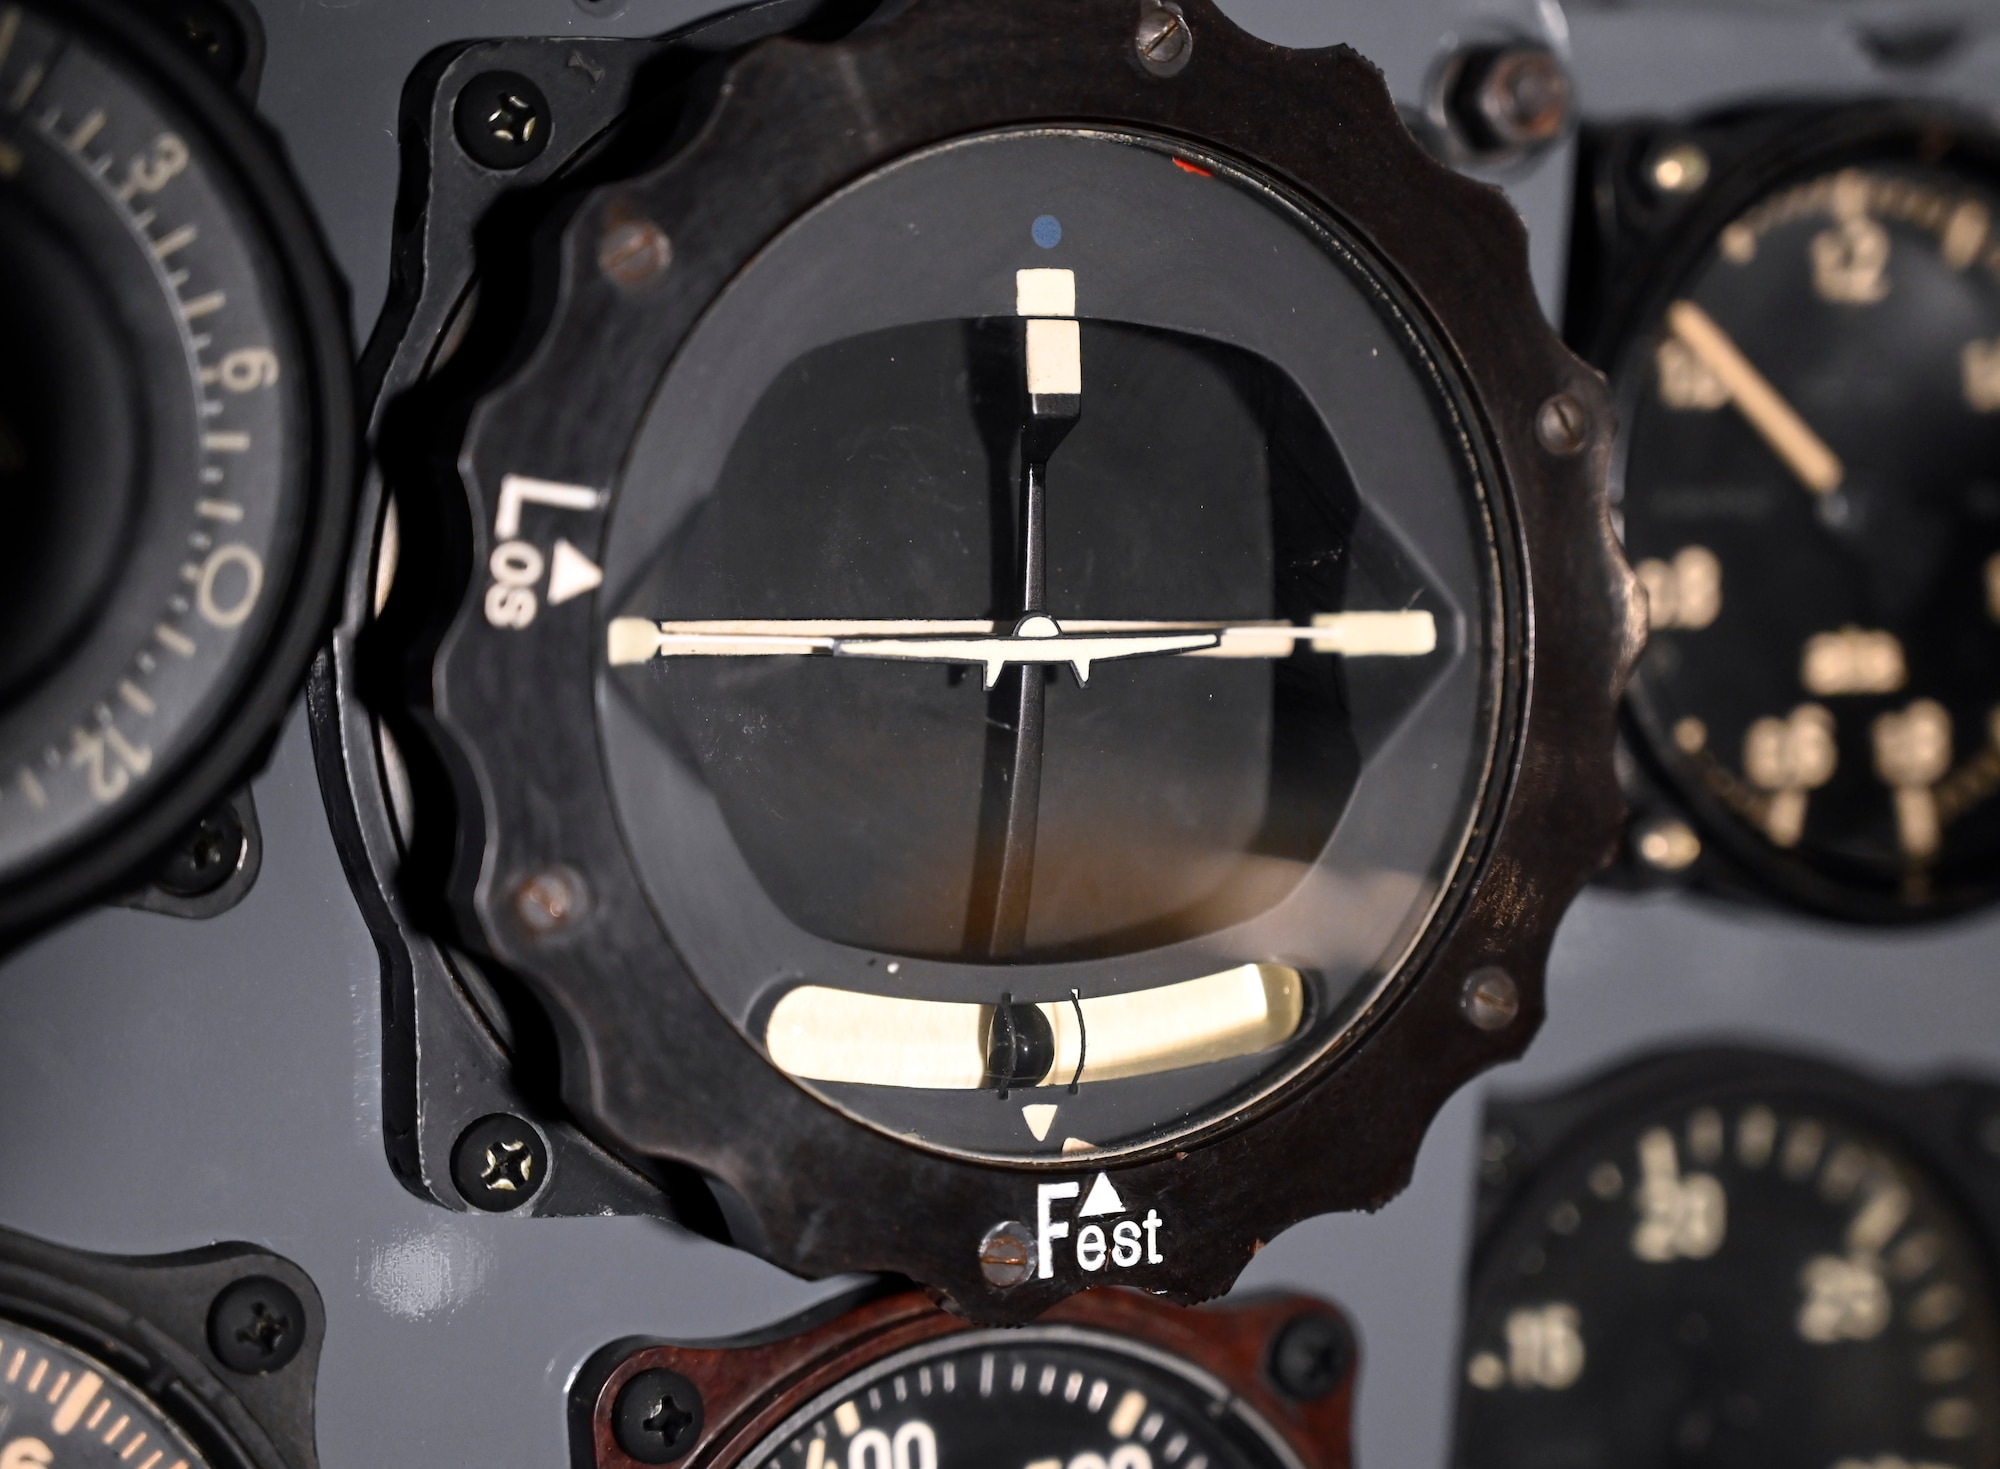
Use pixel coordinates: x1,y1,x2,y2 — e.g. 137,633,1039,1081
0,0,350,940
584,1289,1351,1469
743,1330,1294,1469
1455,1055,2000,1467
1604,109,2000,918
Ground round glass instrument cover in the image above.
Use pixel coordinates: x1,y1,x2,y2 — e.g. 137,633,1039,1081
0,1,323,896
1618,145,2000,911
1456,1098,2000,1464
0,1319,217,1469
596,128,1502,1160
744,1328,1293,1469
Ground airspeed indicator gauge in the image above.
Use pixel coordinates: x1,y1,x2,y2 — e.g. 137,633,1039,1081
0,0,353,942
393,0,1638,1317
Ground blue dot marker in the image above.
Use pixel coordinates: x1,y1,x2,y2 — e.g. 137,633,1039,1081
1032,214,1062,249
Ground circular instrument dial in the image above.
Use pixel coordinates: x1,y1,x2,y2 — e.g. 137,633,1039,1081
1457,1092,2000,1464
415,0,1631,1309
0,1320,217,1469
1616,118,2000,915
744,1329,1292,1469
0,0,350,935
591,126,1500,1159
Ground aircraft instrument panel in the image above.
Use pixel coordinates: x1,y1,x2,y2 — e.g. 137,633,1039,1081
1,0,1997,1466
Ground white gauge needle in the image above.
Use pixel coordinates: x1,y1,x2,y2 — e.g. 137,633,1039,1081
1667,299,1845,495
606,610,1437,670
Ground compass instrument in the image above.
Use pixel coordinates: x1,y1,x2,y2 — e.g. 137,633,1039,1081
578,1289,1353,1469
1456,1049,2000,1467
0,0,352,943
1573,107,2000,918
344,0,1636,1315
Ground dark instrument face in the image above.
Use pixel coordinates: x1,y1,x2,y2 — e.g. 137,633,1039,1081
0,0,345,931
745,1329,1289,1469
593,126,1501,1161
1617,138,2000,913
0,1321,214,1469
1457,1093,2000,1466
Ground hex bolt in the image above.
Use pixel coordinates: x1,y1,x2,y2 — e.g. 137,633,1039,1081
207,1276,305,1375
1647,141,1711,196
154,800,247,898
515,866,588,935
1462,966,1520,1032
453,71,552,172
1134,2,1192,77
979,1220,1036,1289
451,1113,550,1211
1266,1312,1354,1401
1535,392,1589,455
1634,815,1702,872
1469,45,1571,151
599,219,674,290
614,1367,705,1464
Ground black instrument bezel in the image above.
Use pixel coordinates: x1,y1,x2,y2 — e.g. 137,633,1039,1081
381,0,1636,1319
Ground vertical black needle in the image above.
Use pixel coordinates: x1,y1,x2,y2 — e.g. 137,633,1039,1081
968,309,1080,958
989,378,1078,954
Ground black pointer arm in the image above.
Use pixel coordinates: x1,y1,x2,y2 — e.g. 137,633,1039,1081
983,317,1080,957
1016,383,1079,611
989,390,1078,953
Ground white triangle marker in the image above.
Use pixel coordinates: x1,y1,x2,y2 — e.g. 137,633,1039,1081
546,539,603,606
1078,1172,1125,1217
1022,1104,1058,1141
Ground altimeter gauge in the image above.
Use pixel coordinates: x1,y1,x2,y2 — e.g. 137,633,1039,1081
383,0,1636,1316
1576,106,2000,918
1456,1049,2000,1467
0,0,352,943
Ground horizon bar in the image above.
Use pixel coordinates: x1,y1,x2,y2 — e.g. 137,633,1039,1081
607,609,1437,666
